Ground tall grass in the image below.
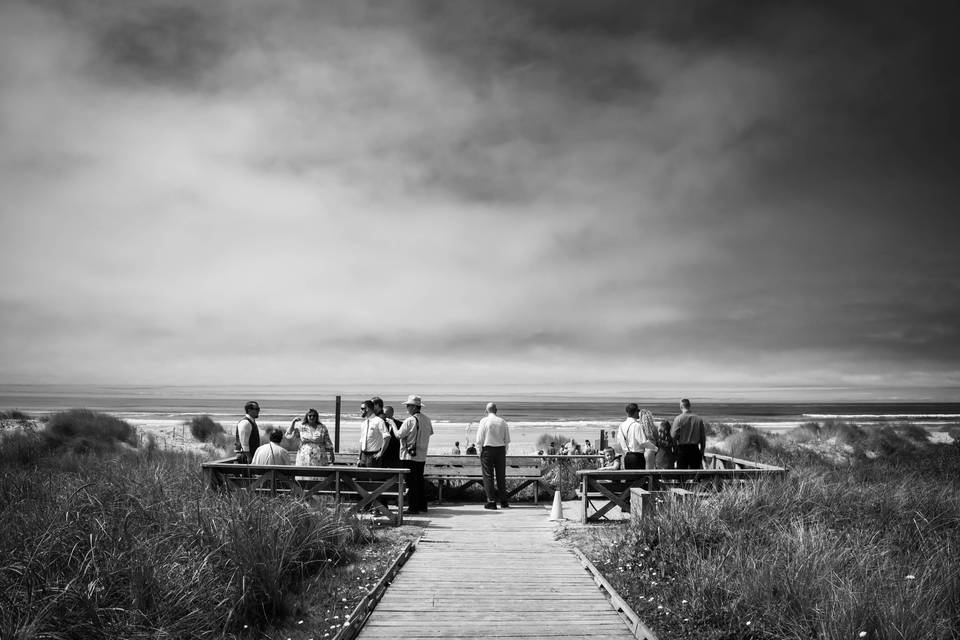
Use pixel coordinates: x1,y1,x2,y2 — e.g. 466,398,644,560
584,446,960,639
0,419,370,639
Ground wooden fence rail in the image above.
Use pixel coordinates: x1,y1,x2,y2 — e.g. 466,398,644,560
576,453,788,523
201,456,409,525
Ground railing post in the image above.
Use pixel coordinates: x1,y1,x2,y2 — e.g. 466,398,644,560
334,395,341,453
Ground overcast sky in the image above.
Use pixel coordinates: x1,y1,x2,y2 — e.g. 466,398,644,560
1,0,959,400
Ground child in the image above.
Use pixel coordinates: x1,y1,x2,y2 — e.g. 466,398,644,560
598,447,621,470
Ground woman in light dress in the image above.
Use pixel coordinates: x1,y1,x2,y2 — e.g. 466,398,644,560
638,408,660,469
285,408,335,466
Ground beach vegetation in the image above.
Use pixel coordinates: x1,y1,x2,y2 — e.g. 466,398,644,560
0,427,381,639
0,409,32,422
44,408,137,453
187,414,225,443
568,426,960,640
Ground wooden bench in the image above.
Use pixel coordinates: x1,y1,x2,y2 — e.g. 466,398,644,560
577,455,788,523
201,456,409,525
423,455,543,504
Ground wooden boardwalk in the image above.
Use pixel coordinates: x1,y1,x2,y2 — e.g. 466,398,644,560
357,503,639,640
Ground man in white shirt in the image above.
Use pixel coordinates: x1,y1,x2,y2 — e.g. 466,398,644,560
235,400,262,464
358,399,390,467
476,402,511,510
616,403,656,470
397,395,433,514
252,429,291,466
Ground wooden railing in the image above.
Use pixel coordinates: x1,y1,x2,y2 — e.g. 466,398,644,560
576,452,788,523
201,456,409,525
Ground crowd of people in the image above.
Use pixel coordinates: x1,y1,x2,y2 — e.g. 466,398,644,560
232,396,709,514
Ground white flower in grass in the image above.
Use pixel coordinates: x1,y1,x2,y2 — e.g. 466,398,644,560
681,599,688,604
298,620,304,625
905,574,916,580
859,632,868,638
746,621,752,626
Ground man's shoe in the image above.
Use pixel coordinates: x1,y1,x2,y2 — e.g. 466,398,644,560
483,502,498,510
500,503,510,508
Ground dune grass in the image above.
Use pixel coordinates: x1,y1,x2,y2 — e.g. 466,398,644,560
0,412,374,640
575,430,960,639
187,414,225,443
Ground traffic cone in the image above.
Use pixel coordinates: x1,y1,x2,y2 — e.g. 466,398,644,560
549,490,565,521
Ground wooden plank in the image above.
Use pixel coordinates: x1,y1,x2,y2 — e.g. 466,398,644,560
355,505,640,640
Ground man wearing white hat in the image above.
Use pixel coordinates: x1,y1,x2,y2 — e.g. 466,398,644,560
396,395,433,514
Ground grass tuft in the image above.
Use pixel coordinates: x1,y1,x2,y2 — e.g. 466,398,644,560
186,414,224,443
577,438,960,639
0,428,374,639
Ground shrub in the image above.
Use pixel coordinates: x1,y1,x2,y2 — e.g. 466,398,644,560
897,422,930,443
186,415,224,443
535,432,572,452
706,422,737,438
721,425,773,459
0,410,31,421
44,409,137,452
785,421,821,443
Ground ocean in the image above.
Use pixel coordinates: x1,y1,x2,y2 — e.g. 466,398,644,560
3,384,959,454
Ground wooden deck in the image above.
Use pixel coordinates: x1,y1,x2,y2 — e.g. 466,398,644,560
357,503,649,640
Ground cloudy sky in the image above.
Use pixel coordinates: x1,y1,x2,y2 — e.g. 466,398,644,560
1,0,959,400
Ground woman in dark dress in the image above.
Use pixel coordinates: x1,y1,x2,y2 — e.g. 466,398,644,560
654,420,678,469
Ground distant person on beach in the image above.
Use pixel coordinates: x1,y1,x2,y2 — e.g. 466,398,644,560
671,398,707,469
654,420,678,469
584,440,597,455
598,447,621,470
451,441,461,455
285,408,335,466
358,400,390,467
465,442,477,455
234,401,261,464
476,402,511,510
252,429,291,466
547,442,557,455
616,403,657,469
397,395,433,514
375,398,402,468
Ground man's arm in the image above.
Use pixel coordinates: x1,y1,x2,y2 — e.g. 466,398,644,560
504,423,510,455
376,418,390,458
475,420,487,457
615,423,627,452
237,419,252,463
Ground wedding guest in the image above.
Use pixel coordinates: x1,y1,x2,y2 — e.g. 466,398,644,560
598,447,621,470
616,403,657,469
234,401,261,464
397,395,433,514
476,402,511,510
252,429,291,466
358,400,390,467
654,420,678,469
671,398,707,469
451,441,462,455
466,442,477,455
381,404,403,468
285,408,335,466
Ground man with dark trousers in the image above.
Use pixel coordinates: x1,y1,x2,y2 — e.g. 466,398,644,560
397,395,433,514
235,400,261,464
671,398,707,469
476,402,511,510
